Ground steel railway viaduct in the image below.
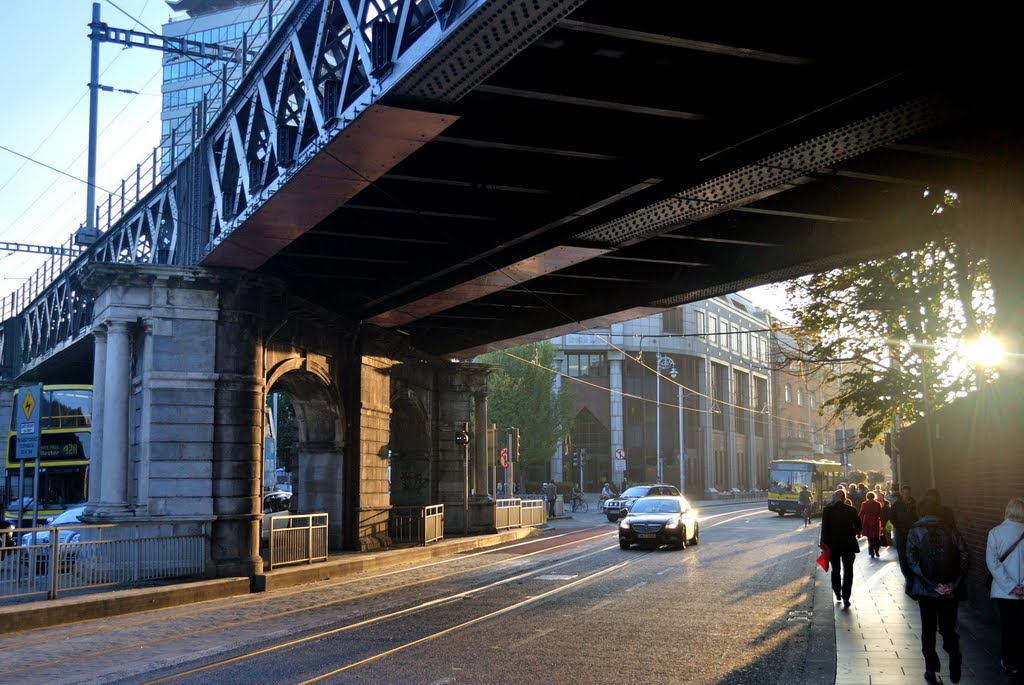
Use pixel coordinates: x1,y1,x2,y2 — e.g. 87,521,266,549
1,1,1021,577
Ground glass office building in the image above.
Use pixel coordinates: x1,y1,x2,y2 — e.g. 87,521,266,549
160,0,293,174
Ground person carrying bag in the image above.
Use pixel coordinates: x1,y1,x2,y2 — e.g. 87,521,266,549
987,497,1024,675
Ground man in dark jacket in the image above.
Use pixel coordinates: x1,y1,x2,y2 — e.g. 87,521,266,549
821,489,862,608
906,498,969,683
891,485,919,578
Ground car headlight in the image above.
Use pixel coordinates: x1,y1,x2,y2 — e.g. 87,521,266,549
619,519,631,530
664,518,680,529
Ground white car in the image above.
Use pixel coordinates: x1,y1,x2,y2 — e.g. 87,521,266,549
262,491,293,545
20,505,86,574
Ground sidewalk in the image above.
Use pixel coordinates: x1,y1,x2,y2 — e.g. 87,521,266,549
828,542,1015,685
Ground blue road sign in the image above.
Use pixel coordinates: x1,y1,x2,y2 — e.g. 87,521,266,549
15,384,43,460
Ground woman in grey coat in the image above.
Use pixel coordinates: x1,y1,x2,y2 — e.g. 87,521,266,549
987,496,1024,675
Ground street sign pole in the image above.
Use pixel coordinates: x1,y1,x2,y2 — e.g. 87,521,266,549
15,384,43,529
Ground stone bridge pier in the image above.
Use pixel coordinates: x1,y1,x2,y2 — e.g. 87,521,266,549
81,263,495,578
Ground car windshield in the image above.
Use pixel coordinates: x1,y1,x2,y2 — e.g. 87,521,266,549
620,487,651,498
49,507,85,526
630,499,681,514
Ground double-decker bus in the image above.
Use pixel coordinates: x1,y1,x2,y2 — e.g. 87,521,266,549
3,385,92,527
767,458,844,518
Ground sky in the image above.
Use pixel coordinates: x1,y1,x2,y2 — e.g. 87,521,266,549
0,0,179,304
0,1,793,320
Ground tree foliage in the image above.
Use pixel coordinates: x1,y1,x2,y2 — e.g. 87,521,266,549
476,342,576,467
782,226,994,450
270,392,298,473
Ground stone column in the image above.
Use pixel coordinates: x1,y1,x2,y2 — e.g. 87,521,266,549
609,352,624,488
473,391,489,496
723,367,736,490
87,326,106,509
700,357,714,493
96,320,132,515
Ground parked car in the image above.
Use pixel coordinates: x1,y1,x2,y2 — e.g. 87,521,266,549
262,491,293,545
0,518,16,557
602,484,680,521
20,505,86,574
618,496,699,550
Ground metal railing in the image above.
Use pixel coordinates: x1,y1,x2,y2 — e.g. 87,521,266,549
389,505,444,546
0,522,207,601
521,498,546,526
267,513,328,570
495,498,546,530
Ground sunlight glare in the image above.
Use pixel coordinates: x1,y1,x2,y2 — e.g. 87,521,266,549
962,334,1005,367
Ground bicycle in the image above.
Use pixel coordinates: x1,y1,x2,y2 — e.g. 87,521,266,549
800,504,812,527
570,495,589,514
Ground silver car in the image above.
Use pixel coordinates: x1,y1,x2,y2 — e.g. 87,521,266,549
602,484,680,521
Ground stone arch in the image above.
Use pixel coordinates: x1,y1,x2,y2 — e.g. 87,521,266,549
389,389,433,506
267,357,346,549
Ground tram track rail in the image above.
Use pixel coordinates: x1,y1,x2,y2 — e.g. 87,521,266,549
3,504,768,684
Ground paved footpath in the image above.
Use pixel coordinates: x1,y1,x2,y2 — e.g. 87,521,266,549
829,541,1019,685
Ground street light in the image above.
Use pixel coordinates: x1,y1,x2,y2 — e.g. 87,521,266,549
655,351,677,485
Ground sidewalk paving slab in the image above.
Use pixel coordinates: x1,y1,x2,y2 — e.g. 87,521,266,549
825,540,1019,685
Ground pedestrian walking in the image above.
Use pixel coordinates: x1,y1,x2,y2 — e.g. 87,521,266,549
891,485,919,578
905,497,969,683
859,491,884,557
821,489,861,608
986,496,1024,676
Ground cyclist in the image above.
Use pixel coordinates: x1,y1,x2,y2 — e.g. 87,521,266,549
798,485,813,524
600,482,615,504
570,484,583,512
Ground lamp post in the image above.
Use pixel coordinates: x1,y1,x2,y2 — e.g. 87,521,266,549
655,351,677,485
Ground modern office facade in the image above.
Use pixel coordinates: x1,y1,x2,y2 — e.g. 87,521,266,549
550,294,776,499
161,0,292,172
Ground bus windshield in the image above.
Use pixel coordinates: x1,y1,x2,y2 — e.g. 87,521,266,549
769,467,812,495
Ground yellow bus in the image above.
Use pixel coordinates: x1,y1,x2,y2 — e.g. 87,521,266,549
3,385,92,527
767,458,844,518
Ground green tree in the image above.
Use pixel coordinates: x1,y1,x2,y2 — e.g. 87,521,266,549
476,342,576,470
782,222,994,450
269,392,298,473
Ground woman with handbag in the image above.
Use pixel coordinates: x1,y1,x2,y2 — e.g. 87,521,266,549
987,496,1024,675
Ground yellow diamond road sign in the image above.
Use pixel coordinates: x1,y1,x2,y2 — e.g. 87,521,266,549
21,390,36,421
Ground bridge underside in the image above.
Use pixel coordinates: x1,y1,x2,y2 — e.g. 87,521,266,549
234,6,1021,358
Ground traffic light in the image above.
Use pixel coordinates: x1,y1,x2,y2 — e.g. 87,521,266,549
572,450,580,467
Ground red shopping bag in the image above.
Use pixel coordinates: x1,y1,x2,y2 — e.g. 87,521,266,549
816,544,830,571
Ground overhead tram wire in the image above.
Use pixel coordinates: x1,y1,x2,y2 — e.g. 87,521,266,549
0,0,269,285
0,12,139,205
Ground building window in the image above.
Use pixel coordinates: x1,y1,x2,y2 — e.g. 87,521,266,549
733,370,748,434
696,311,706,337
712,363,728,431
797,388,804,406
754,377,768,437
709,316,718,345
784,384,792,403
809,392,816,409
566,353,607,377
662,308,683,334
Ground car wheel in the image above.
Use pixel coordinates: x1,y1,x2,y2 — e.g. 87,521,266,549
619,538,630,550
607,515,618,522
676,531,687,550
777,510,785,517
689,523,700,546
